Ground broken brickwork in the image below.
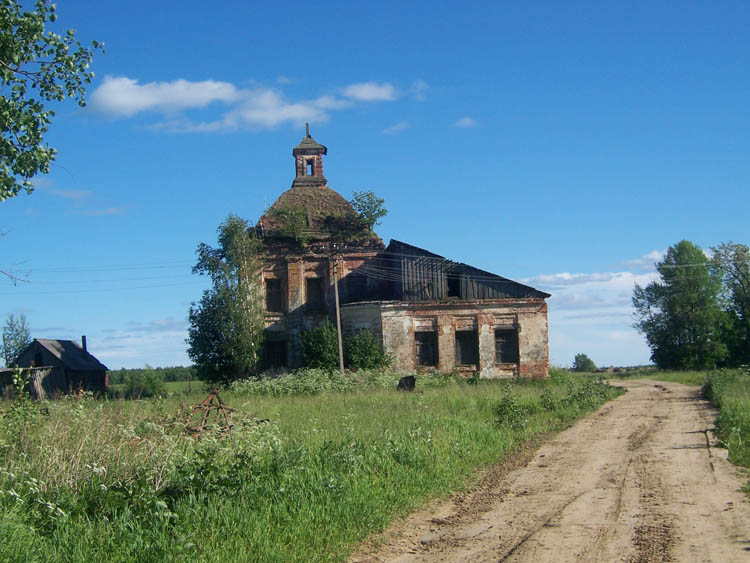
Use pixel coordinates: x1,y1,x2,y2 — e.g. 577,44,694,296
256,126,551,378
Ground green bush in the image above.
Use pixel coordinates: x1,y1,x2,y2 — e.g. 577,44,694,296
344,330,392,370
548,367,572,384
123,372,166,399
572,353,597,372
231,368,458,396
302,321,340,370
494,391,535,429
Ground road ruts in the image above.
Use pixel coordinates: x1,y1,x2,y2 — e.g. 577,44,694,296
352,380,750,563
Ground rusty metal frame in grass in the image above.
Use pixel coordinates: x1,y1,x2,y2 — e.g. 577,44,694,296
186,390,240,436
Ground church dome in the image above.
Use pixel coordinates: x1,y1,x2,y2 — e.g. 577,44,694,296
257,125,382,247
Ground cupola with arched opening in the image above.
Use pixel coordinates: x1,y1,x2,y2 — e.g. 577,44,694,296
292,123,327,187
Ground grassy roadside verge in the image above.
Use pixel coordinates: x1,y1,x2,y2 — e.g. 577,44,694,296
701,369,750,488
0,372,622,562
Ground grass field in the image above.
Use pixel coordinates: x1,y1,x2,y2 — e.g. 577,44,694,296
0,371,621,562
109,380,202,396
567,368,709,387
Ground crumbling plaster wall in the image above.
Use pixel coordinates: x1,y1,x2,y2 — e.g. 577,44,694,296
342,299,549,379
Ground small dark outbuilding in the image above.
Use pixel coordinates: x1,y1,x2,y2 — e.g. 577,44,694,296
14,337,109,397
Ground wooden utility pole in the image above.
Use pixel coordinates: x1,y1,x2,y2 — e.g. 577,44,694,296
333,256,345,375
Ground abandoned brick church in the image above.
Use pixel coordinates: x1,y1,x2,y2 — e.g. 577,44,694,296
257,126,550,378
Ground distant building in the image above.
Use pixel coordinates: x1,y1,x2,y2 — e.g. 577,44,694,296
257,126,550,378
13,337,109,396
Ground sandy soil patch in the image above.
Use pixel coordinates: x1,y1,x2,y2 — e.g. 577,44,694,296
352,380,750,563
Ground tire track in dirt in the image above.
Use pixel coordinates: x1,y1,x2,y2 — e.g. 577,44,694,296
352,380,750,563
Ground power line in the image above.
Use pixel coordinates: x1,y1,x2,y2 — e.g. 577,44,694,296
24,260,193,274
0,280,200,296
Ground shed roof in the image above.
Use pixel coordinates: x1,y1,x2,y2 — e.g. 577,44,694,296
32,339,109,372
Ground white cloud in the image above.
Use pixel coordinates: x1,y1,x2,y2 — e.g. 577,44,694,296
410,79,429,101
313,95,352,110
89,76,243,116
90,76,410,132
525,267,660,368
454,117,477,128
151,89,329,132
78,205,132,216
383,121,411,135
621,249,666,270
342,81,397,101
125,318,187,334
30,176,54,189
527,271,615,287
95,319,189,368
48,189,91,199
228,90,328,129
276,75,293,84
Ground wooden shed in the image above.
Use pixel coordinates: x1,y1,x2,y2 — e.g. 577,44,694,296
14,337,109,397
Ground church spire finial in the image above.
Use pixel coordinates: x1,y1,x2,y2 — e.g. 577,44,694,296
305,122,310,137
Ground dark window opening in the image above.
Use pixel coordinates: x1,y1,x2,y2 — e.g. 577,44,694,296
455,330,478,365
306,159,314,176
447,274,461,298
415,332,437,367
306,278,324,311
495,328,519,364
265,340,287,368
265,279,283,312
34,351,43,367
346,273,367,303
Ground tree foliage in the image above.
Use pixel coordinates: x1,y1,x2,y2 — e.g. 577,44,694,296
0,0,103,201
2,312,30,366
350,190,387,231
122,371,166,399
572,353,597,372
302,320,339,371
633,240,727,369
302,322,391,372
344,329,391,370
711,241,750,365
187,215,265,385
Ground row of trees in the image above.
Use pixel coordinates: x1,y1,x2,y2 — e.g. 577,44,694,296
633,240,750,370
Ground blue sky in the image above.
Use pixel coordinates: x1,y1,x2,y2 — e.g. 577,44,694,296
1,1,749,369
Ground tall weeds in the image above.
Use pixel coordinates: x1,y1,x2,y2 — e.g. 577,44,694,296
0,373,621,562
702,368,750,467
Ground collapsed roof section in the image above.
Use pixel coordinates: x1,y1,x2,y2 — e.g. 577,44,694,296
376,239,551,302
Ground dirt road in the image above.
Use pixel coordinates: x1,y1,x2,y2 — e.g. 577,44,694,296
354,380,750,562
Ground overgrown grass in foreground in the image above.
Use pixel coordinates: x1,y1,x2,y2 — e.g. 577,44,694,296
0,371,622,562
